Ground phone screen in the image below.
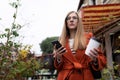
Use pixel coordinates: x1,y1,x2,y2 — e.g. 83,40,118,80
51,40,66,53
51,40,62,49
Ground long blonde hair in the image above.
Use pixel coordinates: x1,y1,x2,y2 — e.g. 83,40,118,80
59,11,86,50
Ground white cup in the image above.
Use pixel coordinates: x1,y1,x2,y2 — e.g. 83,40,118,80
85,37,101,56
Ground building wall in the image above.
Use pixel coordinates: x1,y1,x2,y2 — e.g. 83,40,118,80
99,0,120,4
82,0,120,7
109,0,120,4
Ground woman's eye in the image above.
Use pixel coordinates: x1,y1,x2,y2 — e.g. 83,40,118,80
67,16,78,20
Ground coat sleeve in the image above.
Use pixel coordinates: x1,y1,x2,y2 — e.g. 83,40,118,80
91,51,107,71
54,57,64,71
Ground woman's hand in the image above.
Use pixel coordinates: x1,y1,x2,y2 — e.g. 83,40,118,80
53,45,66,63
89,48,99,61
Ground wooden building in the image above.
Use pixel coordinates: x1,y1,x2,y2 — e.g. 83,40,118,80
77,0,120,77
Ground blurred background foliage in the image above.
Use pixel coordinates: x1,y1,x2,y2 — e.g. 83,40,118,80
40,37,58,54
0,0,41,80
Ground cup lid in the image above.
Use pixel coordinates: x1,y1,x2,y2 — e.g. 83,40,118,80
91,37,101,43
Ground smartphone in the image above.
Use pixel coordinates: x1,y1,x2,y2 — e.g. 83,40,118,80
51,40,62,49
51,40,66,53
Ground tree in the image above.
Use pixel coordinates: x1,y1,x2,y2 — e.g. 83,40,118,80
40,37,58,54
39,37,59,75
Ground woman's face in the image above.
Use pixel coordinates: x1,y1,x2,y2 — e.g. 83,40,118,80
66,12,78,30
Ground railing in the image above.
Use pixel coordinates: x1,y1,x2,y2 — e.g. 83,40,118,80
31,74,57,80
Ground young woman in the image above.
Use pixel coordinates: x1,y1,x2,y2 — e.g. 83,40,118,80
53,11,106,80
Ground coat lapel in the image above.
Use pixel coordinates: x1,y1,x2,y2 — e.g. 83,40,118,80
63,38,86,63
63,39,77,62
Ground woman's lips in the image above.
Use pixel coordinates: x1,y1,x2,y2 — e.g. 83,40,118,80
70,24,74,26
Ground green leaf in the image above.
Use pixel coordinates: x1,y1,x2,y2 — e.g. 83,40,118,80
13,31,19,37
0,33,7,38
5,28,10,32
13,13,16,19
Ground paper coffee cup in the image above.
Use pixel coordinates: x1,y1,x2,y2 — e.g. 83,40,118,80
85,37,101,56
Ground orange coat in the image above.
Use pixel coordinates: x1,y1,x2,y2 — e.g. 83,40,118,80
54,33,106,80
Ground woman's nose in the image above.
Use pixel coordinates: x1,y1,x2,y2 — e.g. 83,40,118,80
70,19,74,22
